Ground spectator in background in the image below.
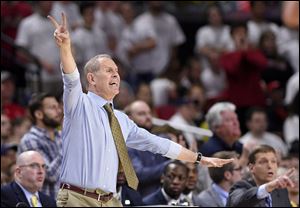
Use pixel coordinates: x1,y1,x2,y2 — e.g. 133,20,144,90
170,98,198,152
259,30,294,88
1,150,56,207
125,100,171,197
227,145,294,207
194,5,230,103
115,169,144,207
181,162,201,206
1,143,18,184
194,4,232,69
283,72,299,150
247,1,279,47
18,93,63,199
282,1,299,30
220,22,268,134
240,107,288,158
135,83,155,114
1,112,12,145
71,2,110,91
195,151,242,207
15,1,63,97
1,71,26,120
143,160,189,206
128,1,185,86
94,1,124,56
9,117,32,145
51,1,82,31
199,102,243,157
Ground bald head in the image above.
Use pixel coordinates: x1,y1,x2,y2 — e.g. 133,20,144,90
16,151,44,166
15,151,46,193
126,100,153,130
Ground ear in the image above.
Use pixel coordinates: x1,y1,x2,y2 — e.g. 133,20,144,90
87,72,95,86
160,175,165,184
248,163,254,172
224,170,232,181
34,110,43,121
15,167,21,178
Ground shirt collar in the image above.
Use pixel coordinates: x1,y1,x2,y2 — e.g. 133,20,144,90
87,91,115,109
16,181,40,203
212,183,229,204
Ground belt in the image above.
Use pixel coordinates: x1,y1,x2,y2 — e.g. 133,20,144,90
60,183,113,203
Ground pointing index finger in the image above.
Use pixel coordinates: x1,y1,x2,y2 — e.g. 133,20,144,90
47,15,60,29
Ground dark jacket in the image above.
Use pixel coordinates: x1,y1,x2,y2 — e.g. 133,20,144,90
120,185,144,206
143,189,167,205
1,181,56,207
226,178,291,207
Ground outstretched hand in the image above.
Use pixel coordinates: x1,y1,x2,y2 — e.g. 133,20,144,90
201,156,234,168
266,168,295,192
47,12,70,47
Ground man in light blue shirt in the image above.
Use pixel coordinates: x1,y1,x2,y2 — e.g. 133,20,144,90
48,13,234,207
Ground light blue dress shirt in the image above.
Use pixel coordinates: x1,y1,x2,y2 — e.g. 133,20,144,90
212,183,229,206
59,68,182,193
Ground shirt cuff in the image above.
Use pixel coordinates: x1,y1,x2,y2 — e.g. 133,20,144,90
164,141,182,159
257,184,270,199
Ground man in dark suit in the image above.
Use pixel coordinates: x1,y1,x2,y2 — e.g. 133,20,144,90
143,160,188,206
1,151,56,207
115,169,144,206
227,145,295,207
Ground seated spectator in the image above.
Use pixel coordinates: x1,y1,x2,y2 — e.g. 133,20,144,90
125,100,171,197
114,169,144,207
181,162,201,206
1,112,12,145
240,107,288,158
227,145,294,207
195,151,242,207
1,71,26,120
143,160,188,206
1,150,56,207
1,143,18,184
18,93,63,199
9,117,32,145
199,102,243,157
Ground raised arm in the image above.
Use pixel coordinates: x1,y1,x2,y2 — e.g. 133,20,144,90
47,13,76,74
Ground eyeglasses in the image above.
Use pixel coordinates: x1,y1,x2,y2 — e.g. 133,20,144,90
19,162,47,170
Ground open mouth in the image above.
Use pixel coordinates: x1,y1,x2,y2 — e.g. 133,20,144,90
267,172,274,177
109,82,118,86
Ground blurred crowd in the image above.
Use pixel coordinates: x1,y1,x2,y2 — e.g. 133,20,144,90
1,1,299,207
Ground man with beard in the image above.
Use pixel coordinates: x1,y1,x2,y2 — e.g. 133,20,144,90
18,93,63,199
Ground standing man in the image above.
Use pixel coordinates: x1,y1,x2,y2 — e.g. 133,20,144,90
18,93,63,199
227,145,295,207
48,13,233,207
1,151,56,207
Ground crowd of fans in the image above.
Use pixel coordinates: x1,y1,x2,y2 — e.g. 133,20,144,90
1,1,299,207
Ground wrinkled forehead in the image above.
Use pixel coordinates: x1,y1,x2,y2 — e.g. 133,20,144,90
99,57,118,69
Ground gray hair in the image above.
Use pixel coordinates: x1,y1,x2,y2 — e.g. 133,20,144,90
205,102,236,131
83,54,112,89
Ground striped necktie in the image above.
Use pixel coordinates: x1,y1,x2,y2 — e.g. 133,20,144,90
104,103,139,190
31,195,38,207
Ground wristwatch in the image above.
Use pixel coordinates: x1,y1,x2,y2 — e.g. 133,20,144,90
195,152,202,164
